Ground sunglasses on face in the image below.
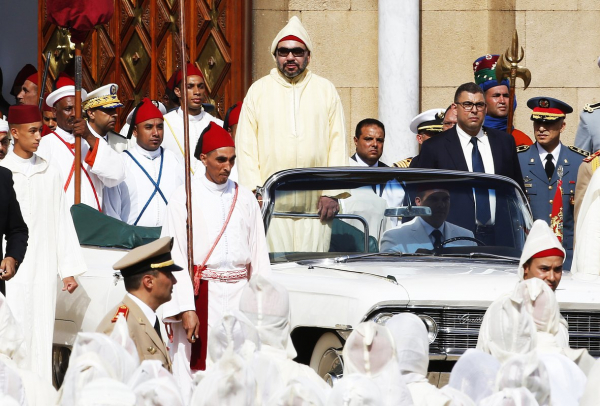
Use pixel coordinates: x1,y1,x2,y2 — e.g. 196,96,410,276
276,47,307,57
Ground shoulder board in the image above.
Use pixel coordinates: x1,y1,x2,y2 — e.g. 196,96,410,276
111,305,129,323
516,145,530,153
568,145,590,157
583,150,600,163
583,102,600,113
393,158,412,168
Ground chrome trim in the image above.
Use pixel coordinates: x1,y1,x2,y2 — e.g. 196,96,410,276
273,212,369,252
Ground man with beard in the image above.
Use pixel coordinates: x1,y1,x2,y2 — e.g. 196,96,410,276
473,54,532,147
37,78,125,209
380,186,475,253
236,16,347,252
83,84,129,153
103,98,184,227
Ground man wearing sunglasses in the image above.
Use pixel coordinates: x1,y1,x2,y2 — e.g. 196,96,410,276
415,82,524,241
235,16,347,252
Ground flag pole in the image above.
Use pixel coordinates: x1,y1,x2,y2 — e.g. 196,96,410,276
179,0,194,281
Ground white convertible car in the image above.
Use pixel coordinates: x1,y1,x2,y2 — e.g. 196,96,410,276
52,167,600,387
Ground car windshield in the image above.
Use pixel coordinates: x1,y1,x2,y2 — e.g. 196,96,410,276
262,168,533,263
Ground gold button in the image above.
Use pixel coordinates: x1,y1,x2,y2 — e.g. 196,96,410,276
549,214,552,218
549,200,553,204
548,185,552,190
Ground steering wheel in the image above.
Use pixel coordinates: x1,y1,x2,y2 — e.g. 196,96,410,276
441,236,486,246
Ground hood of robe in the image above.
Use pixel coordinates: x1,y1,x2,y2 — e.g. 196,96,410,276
478,388,540,406
239,274,297,359
129,362,185,406
448,349,501,404
208,311,260,365
385,313,429,383
327,374,384,406
270,16,313,59
79,378,136,406
495,352,551,406
269,376,329,406
518,219,565,280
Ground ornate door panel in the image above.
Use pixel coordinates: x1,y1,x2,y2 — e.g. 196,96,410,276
38,0,251,129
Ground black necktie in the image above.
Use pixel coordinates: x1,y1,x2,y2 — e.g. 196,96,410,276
431,229,443,249
545,154,555,180
153,318,162,340
470,137,491,224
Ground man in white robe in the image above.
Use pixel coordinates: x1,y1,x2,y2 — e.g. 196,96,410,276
103,98,184,227
36,78,125,210
161,122,271,373
161,63,228,178
1,105,85,383
572,166,600,280
236,16,348,252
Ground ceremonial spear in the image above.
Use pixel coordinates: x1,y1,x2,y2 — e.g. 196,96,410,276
46,0,114,204
495,30,532,135
177,0,195,283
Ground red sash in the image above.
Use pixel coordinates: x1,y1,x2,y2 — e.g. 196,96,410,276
189,183,238,371
52,131,102,211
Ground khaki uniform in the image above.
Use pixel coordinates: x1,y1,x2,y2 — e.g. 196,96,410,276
97,294,172,372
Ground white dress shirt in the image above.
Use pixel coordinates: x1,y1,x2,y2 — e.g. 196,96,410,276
536,142,561,168
455,125,496,225
127,292,157,326
417,216,446,244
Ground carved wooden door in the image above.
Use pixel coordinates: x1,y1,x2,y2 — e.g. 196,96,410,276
38,0,251,129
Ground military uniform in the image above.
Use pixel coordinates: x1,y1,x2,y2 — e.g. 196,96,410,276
393,109,445,169
95,236,181,372
574,102,600,154
393,157,413,168
97,294,172,372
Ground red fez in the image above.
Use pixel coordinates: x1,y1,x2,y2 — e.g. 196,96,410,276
166,71,178,92
8,105,42,125
175,63,204,86
134,98,163,125
279,35,306,46
10,64,37,96
531,248,565,259
25,73,38,86
224,101,242,129
194,122,234,158
55,72,75,89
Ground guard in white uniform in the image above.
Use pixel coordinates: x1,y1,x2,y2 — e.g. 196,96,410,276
37,78,125,210
83,83,129,153
103,98,184,227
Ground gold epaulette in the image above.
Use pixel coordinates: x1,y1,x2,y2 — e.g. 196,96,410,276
111,305,129,322
569,145,590,157
583,102,600,113
583,150,600,163
393,158,412,168
516,145,530,153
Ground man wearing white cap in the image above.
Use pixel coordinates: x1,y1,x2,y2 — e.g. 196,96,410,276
236,16,347,252
37,77,125,210
103,98,184,227
0,119,10,160
393,108,445,168
83,83,128,153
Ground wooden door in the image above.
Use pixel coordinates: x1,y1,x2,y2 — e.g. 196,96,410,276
38,0,252,129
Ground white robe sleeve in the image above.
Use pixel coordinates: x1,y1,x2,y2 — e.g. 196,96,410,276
246,189,272,278
160,187,196,318
236,88,262,191
102,182,128,223
87,138,126,188
55,177,87,279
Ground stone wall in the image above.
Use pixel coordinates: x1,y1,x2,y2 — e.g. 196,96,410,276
252,0,600,155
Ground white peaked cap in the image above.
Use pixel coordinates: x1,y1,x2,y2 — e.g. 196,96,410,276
518,219,565,280
125,100,167,125
0,119,8,133
46,85,88,108
409,108,445,134
270,16,313,56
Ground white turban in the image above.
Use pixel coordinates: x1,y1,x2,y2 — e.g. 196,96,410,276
448,349,501,404
270,16,313,57
518,220,565,280
342,322,413,405
495,352,550,406
326,374,383,406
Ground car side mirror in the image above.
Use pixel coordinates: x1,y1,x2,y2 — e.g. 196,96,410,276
384,206,432,218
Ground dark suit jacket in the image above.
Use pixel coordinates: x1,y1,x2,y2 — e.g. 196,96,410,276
0,167,28,295
415,126,525,191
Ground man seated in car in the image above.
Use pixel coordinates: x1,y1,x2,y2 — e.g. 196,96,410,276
380,186,476,253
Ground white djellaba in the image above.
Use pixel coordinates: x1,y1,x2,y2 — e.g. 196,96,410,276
385,313,452,406
326,373,384,406
445,349,500,404
493,352,551,406
342,321,413,406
